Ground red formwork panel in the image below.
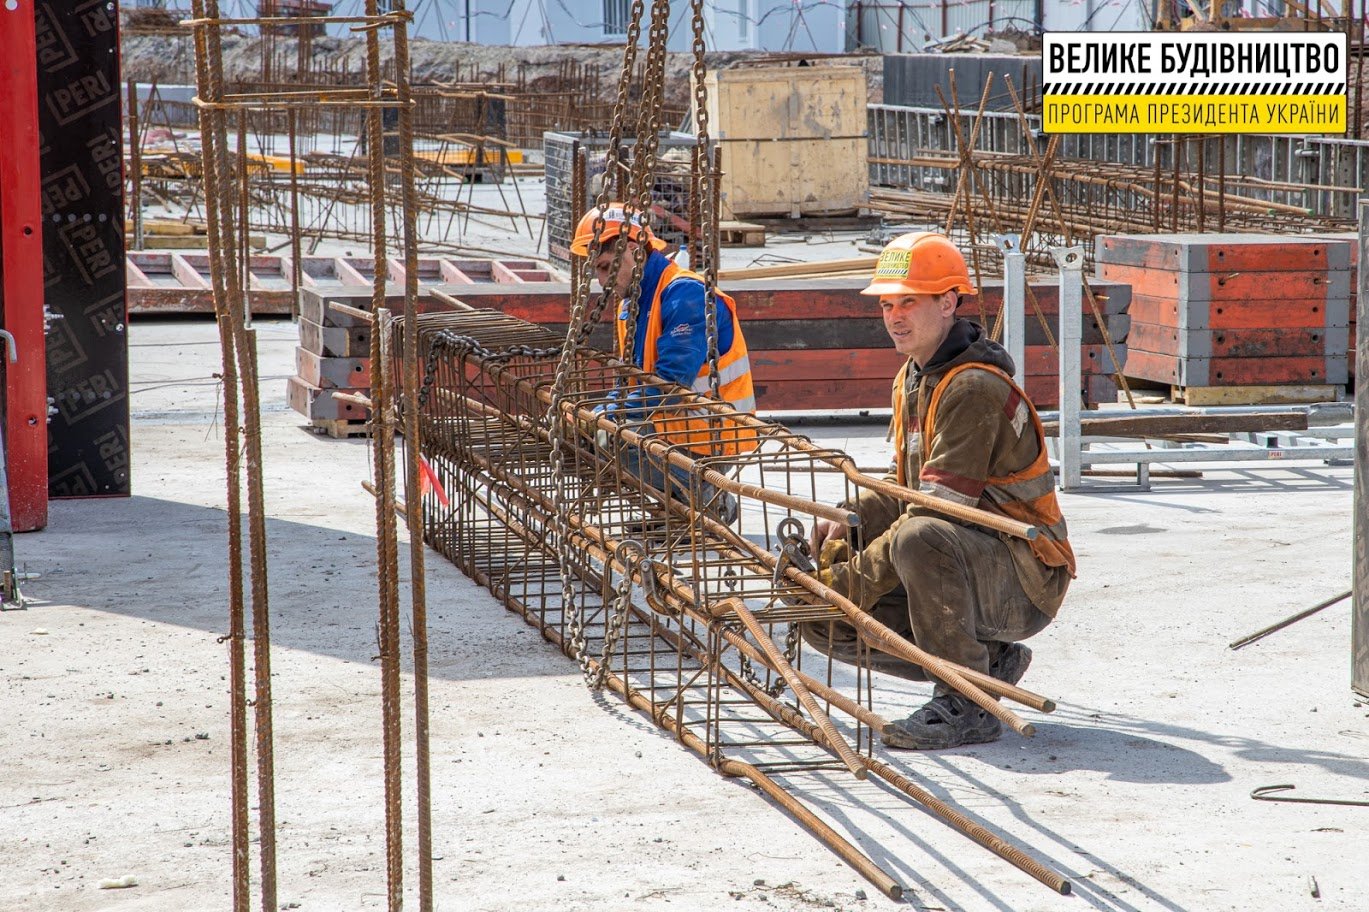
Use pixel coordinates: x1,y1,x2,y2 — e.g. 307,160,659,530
0,1,49,531
1097,233,1350,392
1096,233,1338,272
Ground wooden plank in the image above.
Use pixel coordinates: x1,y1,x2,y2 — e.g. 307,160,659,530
1040,411,1308,438
1173,383,1341,407
139,235,209,250
719,258,876,281
295,347,370,389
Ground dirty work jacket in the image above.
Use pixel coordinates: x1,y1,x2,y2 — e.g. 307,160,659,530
847,319,1073,615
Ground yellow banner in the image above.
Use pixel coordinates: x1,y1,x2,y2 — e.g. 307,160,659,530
1041,94,1345,134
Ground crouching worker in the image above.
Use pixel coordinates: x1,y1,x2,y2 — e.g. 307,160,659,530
805,232,1075,750
570,203,757,524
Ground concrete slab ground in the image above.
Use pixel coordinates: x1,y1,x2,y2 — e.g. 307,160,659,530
4,314,1367,912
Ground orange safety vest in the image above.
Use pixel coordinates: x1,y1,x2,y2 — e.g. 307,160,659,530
615,260,757,456
891,361,1076,575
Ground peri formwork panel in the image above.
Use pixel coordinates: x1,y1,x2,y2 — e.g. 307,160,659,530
1127,323,1349,361
294,347,369,390
1097,262,1350,308
1125,349,1347,388
36,0,129,500
1096,233,1350,272
285,375,368,422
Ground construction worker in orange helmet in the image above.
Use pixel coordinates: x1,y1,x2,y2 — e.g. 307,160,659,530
804,231,1076,750
572,203,757,523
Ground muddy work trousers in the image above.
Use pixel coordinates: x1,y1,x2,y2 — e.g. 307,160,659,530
802,514,1051,695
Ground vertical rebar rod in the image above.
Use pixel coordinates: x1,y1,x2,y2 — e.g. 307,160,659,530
364,4,404,908
202,4,281,909
393,5,435,909
288,108,302,321
189,7,249,909
127,80,144,252
237,110,251,328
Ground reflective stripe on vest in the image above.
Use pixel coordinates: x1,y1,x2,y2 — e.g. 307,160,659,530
615,261,758,455
895,361,1076,575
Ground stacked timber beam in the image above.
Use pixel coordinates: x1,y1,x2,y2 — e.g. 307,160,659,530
1097,234,1350,405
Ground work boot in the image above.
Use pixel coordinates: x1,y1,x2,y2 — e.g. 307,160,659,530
987,642,1032,687
881,693,1002,750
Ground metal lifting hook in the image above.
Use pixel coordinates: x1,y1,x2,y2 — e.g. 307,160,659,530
772,516,815,585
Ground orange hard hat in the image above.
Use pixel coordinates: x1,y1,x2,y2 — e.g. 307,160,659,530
569,203,668,257
860,232,977,297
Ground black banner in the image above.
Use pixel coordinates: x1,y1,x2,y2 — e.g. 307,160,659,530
35,0,130,498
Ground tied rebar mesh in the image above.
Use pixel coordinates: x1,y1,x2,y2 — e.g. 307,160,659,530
402,307,1072,900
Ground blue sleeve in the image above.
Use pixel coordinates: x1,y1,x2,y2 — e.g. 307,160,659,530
621,276,736,420
651,276,735,388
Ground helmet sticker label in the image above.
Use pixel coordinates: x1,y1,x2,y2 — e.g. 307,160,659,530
874,249,911,278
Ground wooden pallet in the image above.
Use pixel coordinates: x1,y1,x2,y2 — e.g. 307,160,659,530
1172,384,1341,407
719,220,766,247
309,417,370,439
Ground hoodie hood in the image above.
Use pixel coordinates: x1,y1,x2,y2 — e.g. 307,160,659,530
917,317,1017,379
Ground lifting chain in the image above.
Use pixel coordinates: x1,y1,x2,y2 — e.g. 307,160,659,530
689,0,722,399
554,0,674,692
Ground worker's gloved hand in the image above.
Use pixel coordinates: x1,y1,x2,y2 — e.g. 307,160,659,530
815,538,851,596
595,427,612,451
817,537,851,571
814,539,878,610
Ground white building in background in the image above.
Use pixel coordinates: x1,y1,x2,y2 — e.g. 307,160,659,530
364,0,850,52
307,0,1167,50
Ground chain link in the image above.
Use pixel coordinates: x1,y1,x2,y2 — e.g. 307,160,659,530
690,0,722,399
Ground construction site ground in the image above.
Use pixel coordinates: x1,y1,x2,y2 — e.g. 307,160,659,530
5,319,1366,912
6,174,1369,911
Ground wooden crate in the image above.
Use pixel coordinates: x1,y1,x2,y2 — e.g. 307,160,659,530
1097,233,1351,395
702,65,868,220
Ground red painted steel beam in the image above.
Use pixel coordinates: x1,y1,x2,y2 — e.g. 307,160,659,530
0,1,49,531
